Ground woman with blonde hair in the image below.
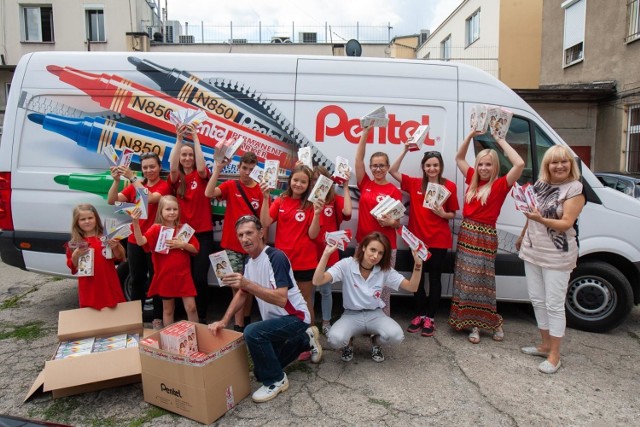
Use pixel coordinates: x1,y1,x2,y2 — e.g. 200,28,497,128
517,145,585,374
448,129,525,344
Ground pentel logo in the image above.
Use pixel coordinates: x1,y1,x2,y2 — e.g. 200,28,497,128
161,383,182,398
315,105,435,145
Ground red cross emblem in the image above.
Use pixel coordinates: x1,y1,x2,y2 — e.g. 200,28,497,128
295,211,306,222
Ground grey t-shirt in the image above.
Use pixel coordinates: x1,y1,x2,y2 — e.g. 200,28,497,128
519,180,583,271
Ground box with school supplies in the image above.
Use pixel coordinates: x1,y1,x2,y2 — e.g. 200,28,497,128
333,156,351,184
406,125,430,152
423,183,451,210
371,195,406,220
360,106,389,128
25,301,144,401
209,250,233,285
399,226,431,262
160,321,198,356
139,323,250,424
308,174,334,204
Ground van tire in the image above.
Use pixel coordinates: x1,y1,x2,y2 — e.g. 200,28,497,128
565,261,633,333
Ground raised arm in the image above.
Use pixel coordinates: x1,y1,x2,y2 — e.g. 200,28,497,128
456,130,482,176
204,145,230,198
495,137,525,186
312,244,338,286
107,166,127,205
186,125,208,178
169,125,185,183
309,200,323,239
259,181,273,228
355,126,372,186
399,251,424,293
389,142,409,185
342,176,353,217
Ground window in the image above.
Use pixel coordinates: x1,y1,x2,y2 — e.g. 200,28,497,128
627,0,640,43
20,5,54,42
86,8,105,42
465,9,480,46
441,35,451,61
562,0,586,67
626,104,640,172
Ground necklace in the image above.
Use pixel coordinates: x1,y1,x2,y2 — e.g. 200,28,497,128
359,263,374,271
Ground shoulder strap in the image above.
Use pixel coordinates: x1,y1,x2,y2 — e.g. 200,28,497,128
235,180,259,216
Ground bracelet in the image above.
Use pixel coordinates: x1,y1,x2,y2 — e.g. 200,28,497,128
129,175,139,184
414,265,422,271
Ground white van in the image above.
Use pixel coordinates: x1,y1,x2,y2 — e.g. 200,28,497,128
1,52,638,332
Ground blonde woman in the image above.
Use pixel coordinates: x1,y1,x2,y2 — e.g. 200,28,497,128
448,129,525,343
517,145,585,374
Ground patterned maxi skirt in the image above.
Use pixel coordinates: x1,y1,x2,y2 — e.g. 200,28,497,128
448,219,503,331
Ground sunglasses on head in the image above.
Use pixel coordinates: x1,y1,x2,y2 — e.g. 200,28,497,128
423,151,442,159
235,214,263,230
140,152,160,160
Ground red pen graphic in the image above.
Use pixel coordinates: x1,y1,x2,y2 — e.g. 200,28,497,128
46,65,295,168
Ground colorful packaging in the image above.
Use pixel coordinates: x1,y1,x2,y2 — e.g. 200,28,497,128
160,321,198,356
399,226,431,262
155,226,174,254
248,164,265,184
298,146,313,168
307,175,334,204
360,106,388,128
325,229,352,251
209,250,233,286
175,223,195,243
332,156,351,184
263,160,279,189
406,125,430,152
76,248,94,277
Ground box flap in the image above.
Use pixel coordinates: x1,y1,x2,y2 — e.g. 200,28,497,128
43,347,141,391
24,369,45,402
57,301,142,341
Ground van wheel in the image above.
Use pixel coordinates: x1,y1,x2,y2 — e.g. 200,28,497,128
565,261,633,333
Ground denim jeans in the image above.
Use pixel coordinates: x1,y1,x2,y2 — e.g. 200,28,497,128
243,315,310,386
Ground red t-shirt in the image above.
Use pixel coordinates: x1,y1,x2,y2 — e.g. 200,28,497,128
401,175,459,249
314,195,352,267
356,174,402,249
217,180,263,253
269,196,318,270
169,169,213,233
143,224,200,298
462,168,512,226
121,179,171,244
65,236,126,310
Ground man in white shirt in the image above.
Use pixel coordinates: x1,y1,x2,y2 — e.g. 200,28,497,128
208,215,322,403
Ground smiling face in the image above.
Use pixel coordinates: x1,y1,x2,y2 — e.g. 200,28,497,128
423,157,441,181
160,200,180,225
361,240,385,269
548,158,572,184
77,210,97,236
141,157,161,183
289,171,310,198
179,145,195,172
476,154,494,181
369,155,389,181
236,221,264,258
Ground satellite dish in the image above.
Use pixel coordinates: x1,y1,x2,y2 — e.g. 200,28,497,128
345,39,362,57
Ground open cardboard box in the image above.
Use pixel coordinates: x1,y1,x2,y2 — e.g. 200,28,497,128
25,300,144,401
139,322,250,425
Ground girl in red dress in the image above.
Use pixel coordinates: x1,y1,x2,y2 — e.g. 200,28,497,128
66,204,126,310
131,195,200,326
390,147,459,337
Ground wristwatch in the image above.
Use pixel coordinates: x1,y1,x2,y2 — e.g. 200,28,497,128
129,175,139,184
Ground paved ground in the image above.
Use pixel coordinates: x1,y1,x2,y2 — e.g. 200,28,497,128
0,260,639,426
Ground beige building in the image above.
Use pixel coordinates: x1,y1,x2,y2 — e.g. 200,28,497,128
417,0,543,90
521,0,640,172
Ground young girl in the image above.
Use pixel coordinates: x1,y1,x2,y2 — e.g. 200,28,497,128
313,232,423,363
448,129,525,344
260,165,322,328
131,195,200,326
66,204,126,310
312,166,352,335
107,152,171,329
355,125,402,316
168,124,214,323
389,147,459,337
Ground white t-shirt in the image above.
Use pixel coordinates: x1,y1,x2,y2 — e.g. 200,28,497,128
244,246,310,324
326,257,405,310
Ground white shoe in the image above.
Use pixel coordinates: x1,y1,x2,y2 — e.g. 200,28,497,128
306,326,323,364
251,373,289,403
538,360,561,374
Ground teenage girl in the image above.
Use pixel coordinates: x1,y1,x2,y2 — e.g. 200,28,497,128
312,166,352,335
66,204,126,310
259,164,322,327
131,195,200,326
390,147,459,337
448,129,525,344
355,125,402,316
169,124,214,323
107,152,171,329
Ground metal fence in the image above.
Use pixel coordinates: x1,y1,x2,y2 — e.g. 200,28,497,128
151,22,394,44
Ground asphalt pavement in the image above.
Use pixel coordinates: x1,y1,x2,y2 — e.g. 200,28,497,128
0,260,639,426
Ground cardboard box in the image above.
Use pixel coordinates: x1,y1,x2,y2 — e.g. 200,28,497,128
25,300,143,401
139,324,250,425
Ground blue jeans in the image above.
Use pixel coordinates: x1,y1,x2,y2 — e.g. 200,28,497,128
243,315,310,386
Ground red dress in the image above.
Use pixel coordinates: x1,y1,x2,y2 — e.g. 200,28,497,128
143,224,200,298
121,179,171,244
169,169,213,233
269,196,318,270
314,195,351,267
65,236,126,310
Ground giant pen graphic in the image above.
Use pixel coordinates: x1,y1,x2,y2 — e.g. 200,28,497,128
28,113,217,171
126,57,336,173
46,65,295,169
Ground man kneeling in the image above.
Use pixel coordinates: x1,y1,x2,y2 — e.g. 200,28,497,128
208,215,322,403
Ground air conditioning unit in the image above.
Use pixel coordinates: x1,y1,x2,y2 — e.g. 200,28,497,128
230,38,247,44
299,32,317,43
271,36,291,43
164,20,183,43
179,35,194,44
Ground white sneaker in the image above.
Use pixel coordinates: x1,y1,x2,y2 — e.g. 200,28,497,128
306,326,323,363
251,373,289,403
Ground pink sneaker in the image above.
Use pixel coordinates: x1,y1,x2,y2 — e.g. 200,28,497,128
407,315,423,333
298,350,312,361
421,317,435,337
